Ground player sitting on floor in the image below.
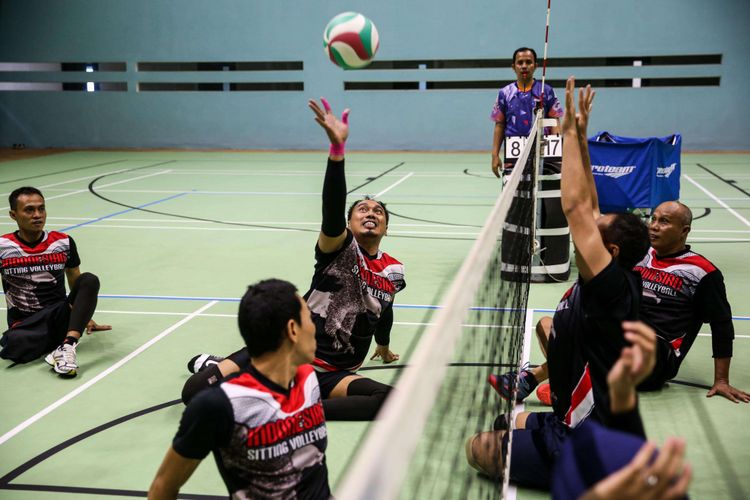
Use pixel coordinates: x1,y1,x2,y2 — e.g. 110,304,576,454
180,98,406,421
0,186,111,378
468,78,650,490
469,320,691,499
494,202,749,405
149,279,330,499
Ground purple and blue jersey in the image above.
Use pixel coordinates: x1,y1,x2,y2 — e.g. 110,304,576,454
490,80,563,137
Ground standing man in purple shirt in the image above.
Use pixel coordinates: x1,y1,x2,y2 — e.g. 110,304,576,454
491,47,563,177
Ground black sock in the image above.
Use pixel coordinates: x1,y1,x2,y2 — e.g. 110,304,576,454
63,336,78,346
322,378,392,421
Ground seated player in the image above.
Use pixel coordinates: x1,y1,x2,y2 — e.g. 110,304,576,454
551,320,692,499
635,200,749,402
181,98,406,421
468,78,650,489
148,279,330,500
472,321,692,497
496,200,750,405
0,187,110,378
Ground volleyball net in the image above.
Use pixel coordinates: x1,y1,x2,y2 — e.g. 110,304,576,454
335,113,543,499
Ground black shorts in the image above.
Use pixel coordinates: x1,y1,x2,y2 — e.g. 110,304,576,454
0,301,71,363
503,411,571,490
315,369,358,399
638,337,679,391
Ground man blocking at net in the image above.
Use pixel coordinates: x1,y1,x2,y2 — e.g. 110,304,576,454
495,203,750,406
466,78,650,489
0,187,111,378
180,98,406,420
149,279,330,499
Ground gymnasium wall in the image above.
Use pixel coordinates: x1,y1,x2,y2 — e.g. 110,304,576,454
1,0,748,150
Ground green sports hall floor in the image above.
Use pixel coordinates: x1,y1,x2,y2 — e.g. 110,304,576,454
0,150,747,499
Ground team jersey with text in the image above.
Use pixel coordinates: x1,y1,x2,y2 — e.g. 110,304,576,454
490,80,563,136
547,261,641,430
305,230,406,372
634,246,733,365
0,230,80,326
173,364,330,500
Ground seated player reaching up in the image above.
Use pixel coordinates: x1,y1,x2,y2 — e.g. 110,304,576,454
493,203,749,405
0,187,110,378
467,78,650,489
551,320,692,499
149,279,329,499
180,98,406,421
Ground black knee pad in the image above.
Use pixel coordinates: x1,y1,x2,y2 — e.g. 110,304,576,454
347,377,392,402
77,272,100,293
181,363,223,404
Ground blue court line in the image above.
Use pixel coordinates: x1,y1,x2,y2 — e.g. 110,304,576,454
89,295,750,321
59,192,190,232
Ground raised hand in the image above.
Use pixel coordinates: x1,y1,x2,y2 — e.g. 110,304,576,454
576,84,596,138
307,97,350,145
561,77,578,136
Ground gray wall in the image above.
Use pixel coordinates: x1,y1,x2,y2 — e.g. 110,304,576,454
1,0,748,150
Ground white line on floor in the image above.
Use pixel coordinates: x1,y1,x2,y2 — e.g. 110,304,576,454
0,300,217,447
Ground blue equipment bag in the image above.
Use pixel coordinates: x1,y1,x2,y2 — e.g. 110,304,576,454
588,131,681,214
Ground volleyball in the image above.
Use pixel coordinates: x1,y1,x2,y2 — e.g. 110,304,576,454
323,12,379,70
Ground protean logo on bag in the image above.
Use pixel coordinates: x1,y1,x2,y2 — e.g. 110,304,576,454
656,163,677,178
591,165,636,179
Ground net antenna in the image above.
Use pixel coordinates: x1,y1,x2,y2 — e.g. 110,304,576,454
335,116,542,500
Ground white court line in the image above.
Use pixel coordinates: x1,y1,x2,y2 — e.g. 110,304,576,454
0,300,217,447
4,223,477,236
684,174,750,228
0,169,138,210
41,170,173,203
38,169,130,189
375,172,414,198
505,308,535,500
691,229,750,234
24,308,750,337
40,217,478,228
81,311,521,329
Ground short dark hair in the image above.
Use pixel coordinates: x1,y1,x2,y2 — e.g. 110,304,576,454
238,279,302,358
512,47,538,64
9,187,44,210
347,197,390,225
601,213,650,269
676,201,693,226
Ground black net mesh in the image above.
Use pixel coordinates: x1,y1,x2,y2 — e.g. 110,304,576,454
397,140,537,499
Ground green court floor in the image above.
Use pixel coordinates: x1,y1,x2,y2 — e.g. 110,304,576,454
0,151,748,499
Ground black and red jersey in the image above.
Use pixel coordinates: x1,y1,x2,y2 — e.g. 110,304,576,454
173,364,330,499
305,230,406,372
634,246,733,365
0,230,80,326
547,261,642,430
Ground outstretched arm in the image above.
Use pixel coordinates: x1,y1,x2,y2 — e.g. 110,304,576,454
560,77,610,282
308,97,350,254
574,85,600,219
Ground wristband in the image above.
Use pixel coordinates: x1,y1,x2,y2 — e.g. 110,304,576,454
329,142,345,156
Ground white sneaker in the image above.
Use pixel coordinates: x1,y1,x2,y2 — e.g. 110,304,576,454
44,343,78,378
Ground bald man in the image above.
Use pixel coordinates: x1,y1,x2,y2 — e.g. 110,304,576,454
634,201,749,403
